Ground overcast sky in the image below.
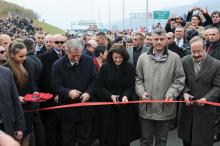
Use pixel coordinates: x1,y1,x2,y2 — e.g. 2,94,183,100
6,0,198,30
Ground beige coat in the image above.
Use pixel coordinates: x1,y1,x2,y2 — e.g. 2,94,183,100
135,48,185,120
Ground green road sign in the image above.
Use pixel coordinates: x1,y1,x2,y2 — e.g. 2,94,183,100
153,11,170,19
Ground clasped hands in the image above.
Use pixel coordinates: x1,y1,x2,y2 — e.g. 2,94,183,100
68,90,90,102
111,95,128,103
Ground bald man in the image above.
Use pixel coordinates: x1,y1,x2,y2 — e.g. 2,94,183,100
38,34,66,146
0,34,12,51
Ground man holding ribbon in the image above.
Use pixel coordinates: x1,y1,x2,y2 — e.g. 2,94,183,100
178,36,220,146
135,28,185,146
52,39,96,146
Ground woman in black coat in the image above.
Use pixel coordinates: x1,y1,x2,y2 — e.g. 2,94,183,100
5,42,36,146
97,44,140,146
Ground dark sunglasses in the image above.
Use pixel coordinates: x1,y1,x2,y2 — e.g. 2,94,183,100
0,50,6,54
54,41,65,45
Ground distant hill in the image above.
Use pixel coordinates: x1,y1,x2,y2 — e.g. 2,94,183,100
107,0,219,30
34,20,65,35
0,0,65,34
0,0,38,19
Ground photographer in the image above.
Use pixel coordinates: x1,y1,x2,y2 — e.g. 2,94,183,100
185,14,205,42
186,7,212,27
165,16,185,33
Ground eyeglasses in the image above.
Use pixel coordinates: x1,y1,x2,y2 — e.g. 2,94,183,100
54,41,65,45
0,50,6,54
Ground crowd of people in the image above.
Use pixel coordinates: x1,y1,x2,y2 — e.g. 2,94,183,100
1,7,220,146
0,16,40,40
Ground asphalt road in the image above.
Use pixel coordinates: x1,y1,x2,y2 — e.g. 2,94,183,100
130,129,220,146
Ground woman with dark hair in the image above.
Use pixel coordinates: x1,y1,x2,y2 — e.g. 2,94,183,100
5,42,36,146
185,14,205,42
98,44,140,146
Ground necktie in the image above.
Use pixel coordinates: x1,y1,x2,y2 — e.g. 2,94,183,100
194,63,201,76
58,52,62,58
176,40,180,47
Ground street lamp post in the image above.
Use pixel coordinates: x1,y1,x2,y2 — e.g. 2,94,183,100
123,0,125,30
109,0,111,29
146,0,149,31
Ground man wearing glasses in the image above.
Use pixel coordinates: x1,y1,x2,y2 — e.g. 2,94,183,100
178,36,220,146
0,46,7,65
136,28,185,146
38,34,66,146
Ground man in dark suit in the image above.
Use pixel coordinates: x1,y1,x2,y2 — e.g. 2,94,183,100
178,36,220,146
23,38,44,146
0,66,25,140
38,34,66,146
52,39,96,146
127,32,148,67
166,32,185,58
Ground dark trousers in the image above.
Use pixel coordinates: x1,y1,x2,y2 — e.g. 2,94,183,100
41,110,61,146
183,140,191,146
140,118,170,146
30,111,45,146
0,123,4,131
61,120,92,146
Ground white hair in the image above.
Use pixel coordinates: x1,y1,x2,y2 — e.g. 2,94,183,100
65,39,83,52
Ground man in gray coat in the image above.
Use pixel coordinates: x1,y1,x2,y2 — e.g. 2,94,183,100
135,28,185,146
0,66,25,140
178,36,220,146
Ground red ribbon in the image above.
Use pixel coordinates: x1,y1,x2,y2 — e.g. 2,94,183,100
25,100,220,112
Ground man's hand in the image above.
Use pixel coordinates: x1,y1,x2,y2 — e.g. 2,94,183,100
18,96,24,103
183,93,193,106
165,96,173,102
80,93,90,103
197,98,207,106
0,131,20,146
111,95,120,102
68,90,81,100
15,130,23,141
122,96,128,103
141,92,151,100
54,95,59,103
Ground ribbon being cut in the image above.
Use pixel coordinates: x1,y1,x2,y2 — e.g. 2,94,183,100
24,99,220,112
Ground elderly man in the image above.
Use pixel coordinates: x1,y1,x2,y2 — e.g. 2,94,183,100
52,39,96,146
178,36,220,146
135,28,185,146
0,46,7,65
36,34,54,55
83,39,97,58
38,34,66,146
0,34,12,51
